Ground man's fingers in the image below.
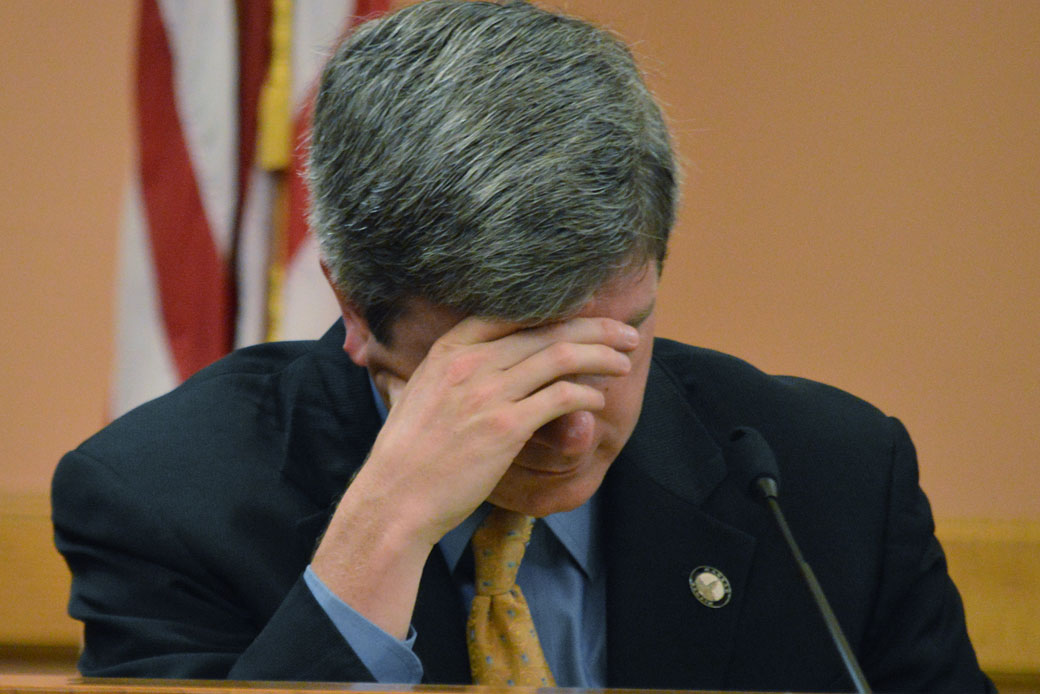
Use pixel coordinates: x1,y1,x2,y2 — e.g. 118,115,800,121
440,316,531,347
442,315,639,365
496,317,640,368
500,341,632,401
513,379,607,432
521,317,640,353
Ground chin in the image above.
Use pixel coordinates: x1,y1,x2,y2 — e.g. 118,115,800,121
487,460,611,518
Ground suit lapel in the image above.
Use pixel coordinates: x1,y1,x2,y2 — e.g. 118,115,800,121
259,322,385,558
277,323,382,502
604,355,759,690
412,551,472,684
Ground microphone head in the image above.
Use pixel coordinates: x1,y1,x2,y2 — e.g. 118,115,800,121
727,426,781,501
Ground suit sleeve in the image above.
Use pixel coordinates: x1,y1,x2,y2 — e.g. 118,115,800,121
860,418,995,693
52,448,376,682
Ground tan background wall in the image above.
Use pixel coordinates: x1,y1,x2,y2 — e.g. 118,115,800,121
1,0,1038,683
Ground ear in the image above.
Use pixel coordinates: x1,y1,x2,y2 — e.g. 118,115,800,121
322,260,376,367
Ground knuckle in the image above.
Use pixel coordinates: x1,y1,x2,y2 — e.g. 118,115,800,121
599,317,628,343
597,317,617,333
426,339,451,359
554,381,583,408
547,342,581,371
462,381,497,410
442,351,482,385
553,380,601,410
484,409,518,437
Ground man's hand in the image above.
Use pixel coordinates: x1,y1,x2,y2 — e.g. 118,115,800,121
311,316,638,639
368,316,638,540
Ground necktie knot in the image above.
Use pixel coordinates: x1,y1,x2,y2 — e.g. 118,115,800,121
467,506,555,686
472,508,534,595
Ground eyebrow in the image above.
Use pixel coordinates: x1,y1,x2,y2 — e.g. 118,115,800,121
626,300,656,329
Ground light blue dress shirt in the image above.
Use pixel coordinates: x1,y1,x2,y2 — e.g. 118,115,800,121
302,377,607,686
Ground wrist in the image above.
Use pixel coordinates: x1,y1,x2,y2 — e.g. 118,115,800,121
310,479,436,640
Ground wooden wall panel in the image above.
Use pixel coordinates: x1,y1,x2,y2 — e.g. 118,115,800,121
3,493,1038,689
0,496,78,648
938,518,1040,677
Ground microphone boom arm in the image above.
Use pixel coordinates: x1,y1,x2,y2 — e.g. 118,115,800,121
758,479,872,694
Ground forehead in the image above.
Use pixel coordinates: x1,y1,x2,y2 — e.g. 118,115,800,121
571,262,658,321
388,262,658,358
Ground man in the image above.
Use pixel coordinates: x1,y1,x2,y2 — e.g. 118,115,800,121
53,1,993,691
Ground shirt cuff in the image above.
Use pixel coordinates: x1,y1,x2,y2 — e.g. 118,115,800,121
303,565,423,683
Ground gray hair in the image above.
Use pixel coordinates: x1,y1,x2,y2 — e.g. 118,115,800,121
309,0,677,343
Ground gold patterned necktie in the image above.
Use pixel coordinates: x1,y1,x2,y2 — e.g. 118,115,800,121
466,507,556,687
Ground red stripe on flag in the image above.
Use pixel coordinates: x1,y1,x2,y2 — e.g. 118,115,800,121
136,0,235,380
234,0,272,237
354,0,393,27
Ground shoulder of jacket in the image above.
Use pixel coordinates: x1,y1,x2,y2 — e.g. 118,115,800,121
649,336,892,444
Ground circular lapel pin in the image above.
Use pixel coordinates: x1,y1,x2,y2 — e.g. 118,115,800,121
689,566,731,608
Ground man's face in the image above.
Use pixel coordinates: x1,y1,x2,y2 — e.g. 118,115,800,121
367,262,658,517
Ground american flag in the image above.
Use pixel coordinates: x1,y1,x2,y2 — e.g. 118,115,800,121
112,0,388,417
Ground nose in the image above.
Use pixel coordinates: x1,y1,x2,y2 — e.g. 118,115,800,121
529,410,596,457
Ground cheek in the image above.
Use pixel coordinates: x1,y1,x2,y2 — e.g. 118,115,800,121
603,345,652,427
600,372,649,433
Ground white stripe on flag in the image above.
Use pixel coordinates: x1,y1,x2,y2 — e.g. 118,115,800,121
291,0,357,108
277,235,342,341
111,177,180,417
156,0,238,257
268,0,361,342
235,168,278,348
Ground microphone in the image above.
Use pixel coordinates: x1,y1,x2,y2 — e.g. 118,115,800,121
728,426,872,694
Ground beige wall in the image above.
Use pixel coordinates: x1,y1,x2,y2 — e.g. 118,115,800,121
1,0,133,494
554,0,1040,520
2,1,1038,514
2,0,1039,681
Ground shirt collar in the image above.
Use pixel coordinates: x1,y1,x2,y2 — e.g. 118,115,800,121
370,373,389,420
440,494,600,580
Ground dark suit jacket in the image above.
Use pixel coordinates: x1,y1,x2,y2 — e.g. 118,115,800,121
53,322,992,692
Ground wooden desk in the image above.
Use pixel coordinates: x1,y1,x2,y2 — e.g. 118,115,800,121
0,676,732,694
